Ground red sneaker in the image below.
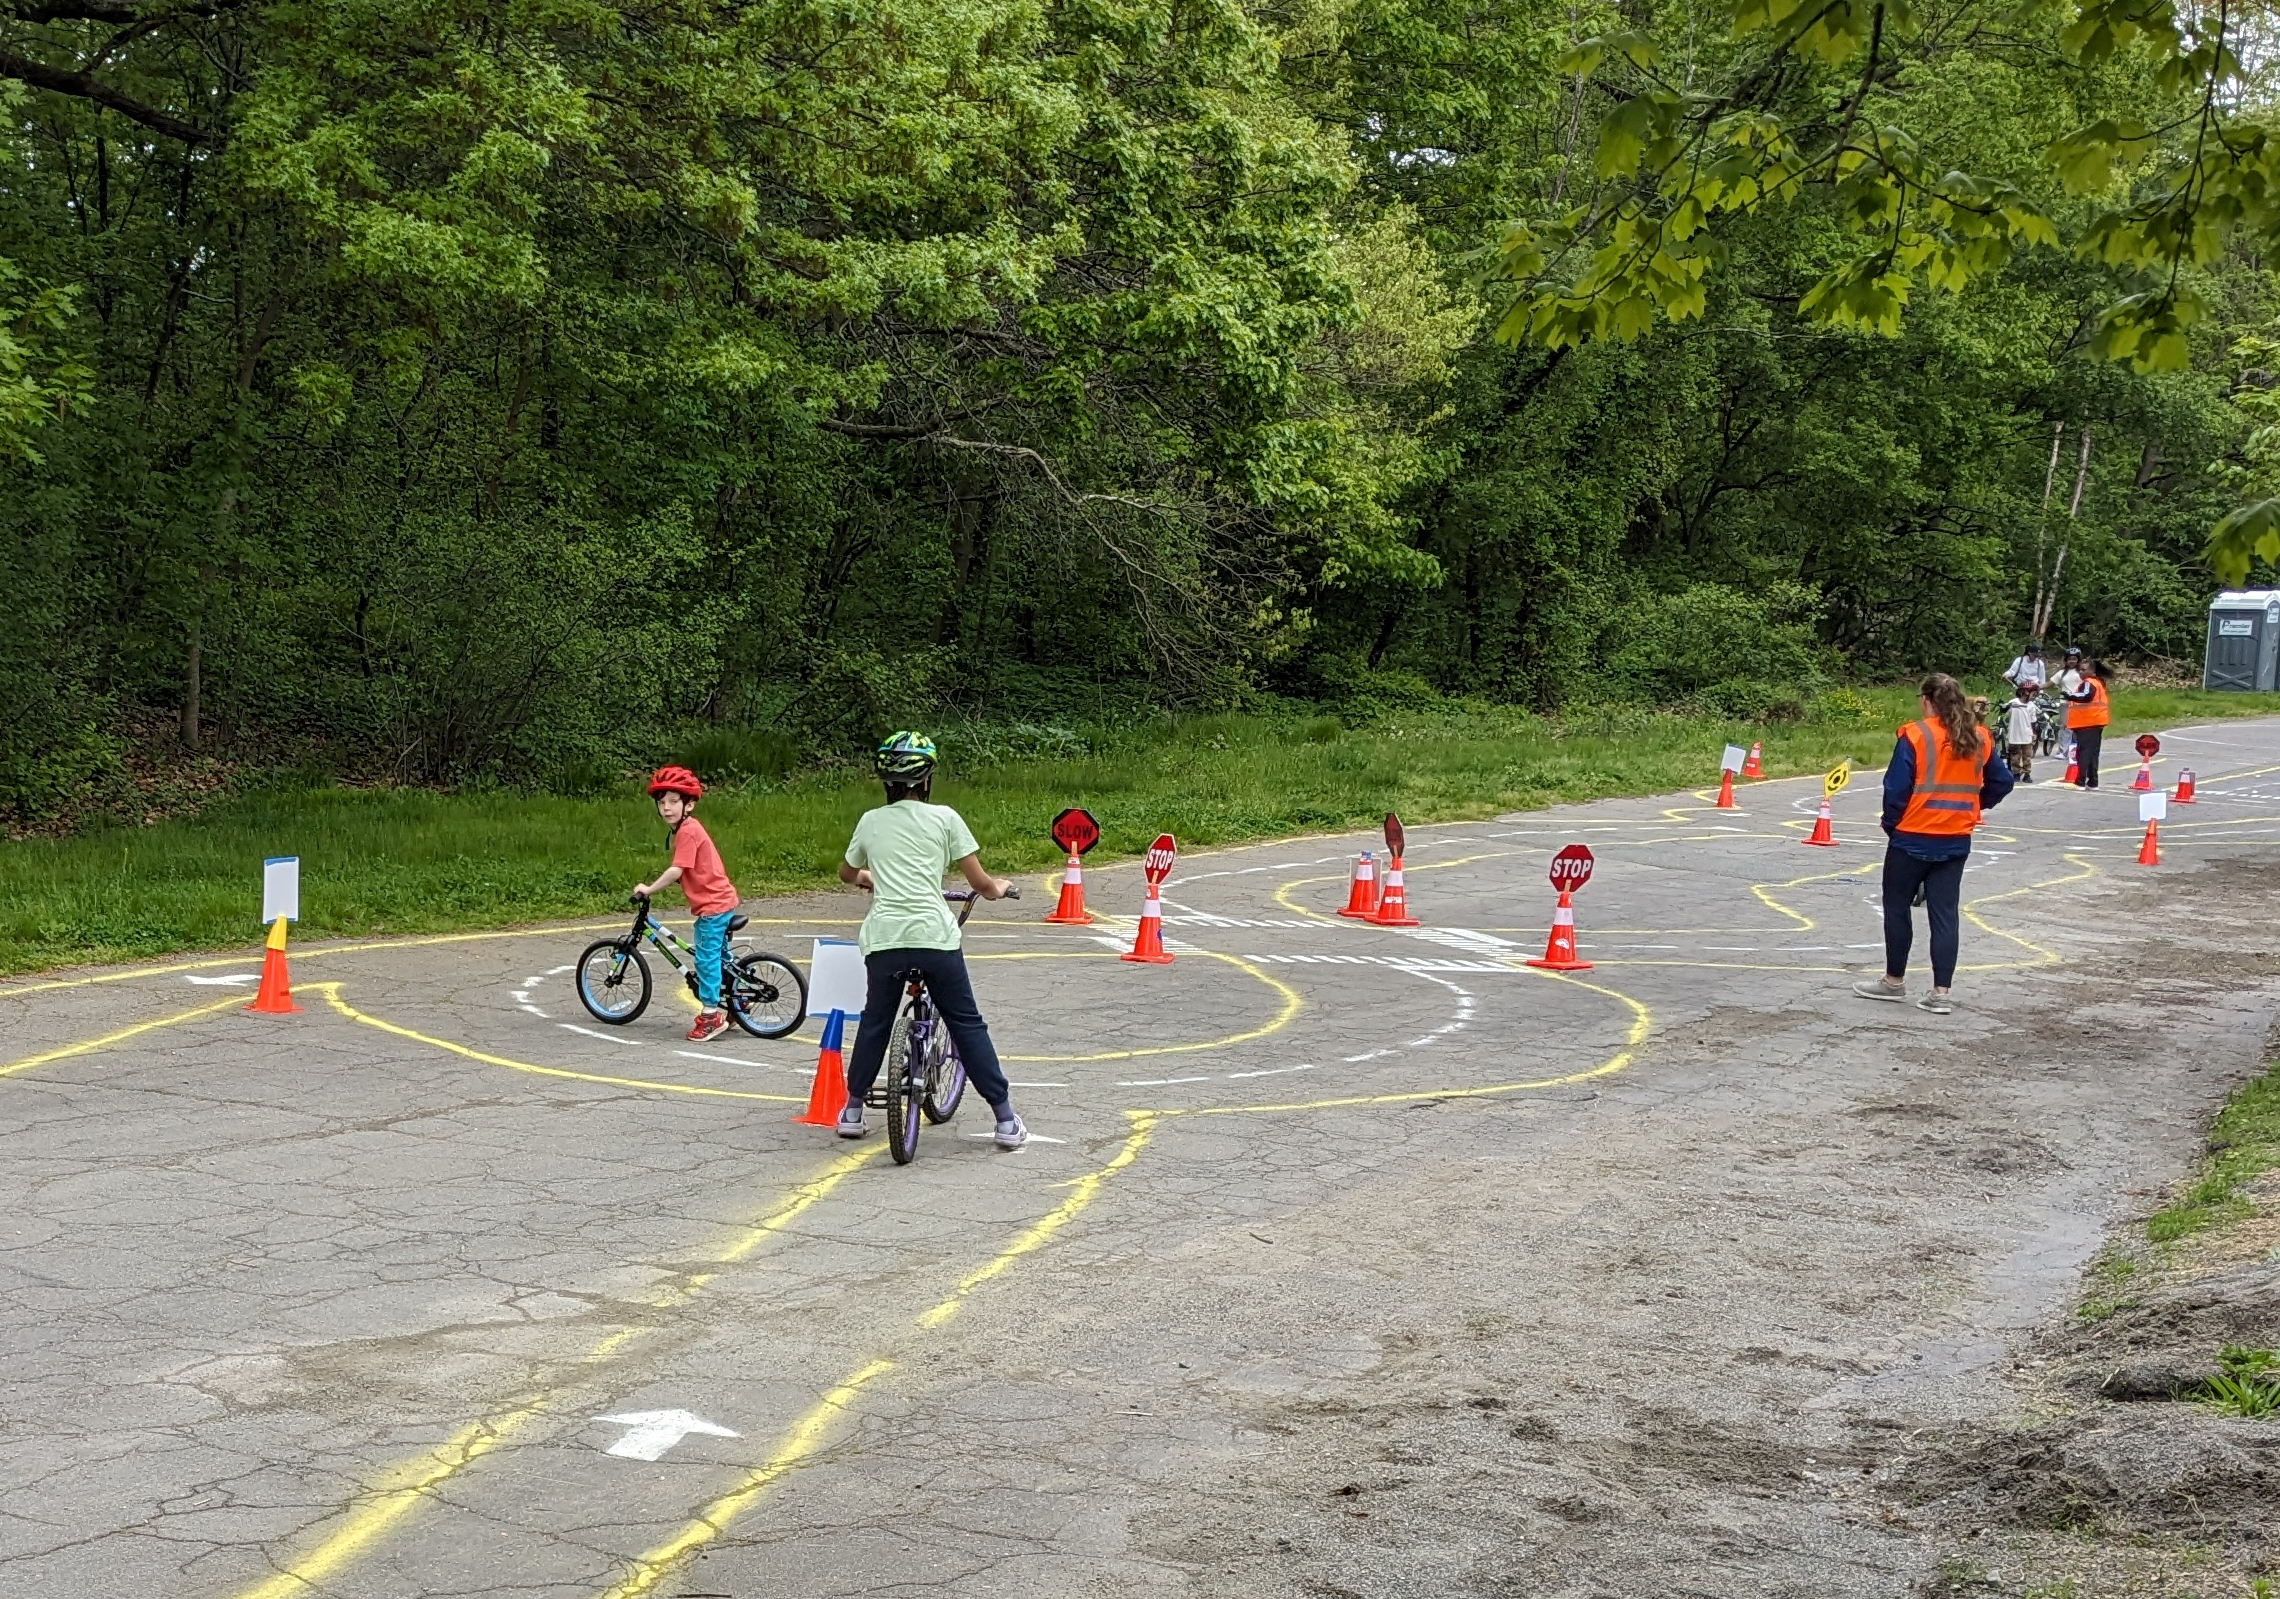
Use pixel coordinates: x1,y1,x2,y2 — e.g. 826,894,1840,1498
685,1010,729,1043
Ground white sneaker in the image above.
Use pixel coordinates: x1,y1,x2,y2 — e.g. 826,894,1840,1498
994,1113,1028,1151
837,1105,868,1139
1853,977,1906,1003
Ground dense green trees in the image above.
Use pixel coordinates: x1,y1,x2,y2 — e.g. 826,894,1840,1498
0,0,2268,824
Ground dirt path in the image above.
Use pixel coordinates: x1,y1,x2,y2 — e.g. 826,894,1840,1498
6,720,2280,1597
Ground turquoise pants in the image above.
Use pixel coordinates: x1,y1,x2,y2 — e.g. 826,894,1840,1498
692,911,736,1007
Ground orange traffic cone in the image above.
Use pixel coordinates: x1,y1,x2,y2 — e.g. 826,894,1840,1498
247,916,300,1014
1121,883,1175,964
1336,851,1381,919
1043,852,1094,924
2062,741,2079,785
2136,820,2161,867
1802,797,1837,847
794,1008,849,1126
1369,854,1420,927
2176,768,2197,804
1525,889,1592,971
2131,758,2152,792
1714,769,1738,809
1742,741,1764,779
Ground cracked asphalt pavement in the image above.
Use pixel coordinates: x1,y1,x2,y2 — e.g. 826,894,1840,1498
8,718,2280,1598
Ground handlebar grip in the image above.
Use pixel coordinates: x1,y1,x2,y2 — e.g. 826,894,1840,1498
1003,885,1021,900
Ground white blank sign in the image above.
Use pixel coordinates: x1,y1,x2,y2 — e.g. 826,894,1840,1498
2139,791,2168,822
262,856,300,923
807,938,867,1016
1721,744,1746,774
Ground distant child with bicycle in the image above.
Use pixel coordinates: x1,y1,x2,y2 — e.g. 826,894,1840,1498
631,765,740,1043
835,732,1028,1150
2001,681,2039,782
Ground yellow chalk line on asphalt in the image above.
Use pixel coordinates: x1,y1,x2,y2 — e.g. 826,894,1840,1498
317,985,805,1102
1749,860,1879,932
0,993,252,1081
229,1138,884,1599
593,1111,1160,1599
1961,852,2097,965
1000,950,1302,1062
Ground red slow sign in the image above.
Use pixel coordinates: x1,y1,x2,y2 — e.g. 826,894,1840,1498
1384,812,1406,858
1051,807,1101,856
2135,733,2162,759
1549,843,1595,891
1142,833,1178,885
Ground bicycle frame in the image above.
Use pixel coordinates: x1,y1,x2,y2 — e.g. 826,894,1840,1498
621,899,713,993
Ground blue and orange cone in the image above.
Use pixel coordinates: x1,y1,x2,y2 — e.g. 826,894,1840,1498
794,1008,849,1126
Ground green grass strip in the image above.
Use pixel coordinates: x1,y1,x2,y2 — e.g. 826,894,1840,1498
4,686,2276,977
2146,1062,2280,1243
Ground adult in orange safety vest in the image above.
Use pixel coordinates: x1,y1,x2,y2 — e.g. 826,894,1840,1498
2064,658,2110,789
1854,673,2015,1015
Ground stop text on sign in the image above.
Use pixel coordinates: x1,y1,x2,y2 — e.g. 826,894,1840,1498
1549,844,1595,891
1142,833,1177,885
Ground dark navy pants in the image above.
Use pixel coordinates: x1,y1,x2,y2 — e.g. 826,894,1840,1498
1881,845,1966,988
845,947,1012,1114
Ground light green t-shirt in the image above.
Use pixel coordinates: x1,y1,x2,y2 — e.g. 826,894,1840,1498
844,800,981,957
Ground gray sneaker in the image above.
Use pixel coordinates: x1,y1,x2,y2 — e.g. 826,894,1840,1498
994,1113,1028,1151
1853,977,1906,1003
1917,992,1954,1015
836,1105,868,1139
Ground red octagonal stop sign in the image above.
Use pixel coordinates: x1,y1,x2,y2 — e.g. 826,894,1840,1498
2136,733,2161,759
1549,843,1595,891
1142,833,1178,885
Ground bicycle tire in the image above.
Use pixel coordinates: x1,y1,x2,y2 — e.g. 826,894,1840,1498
576,941,651,1024
886,1006,925,1164
726,949,807,1039
922,1031,966,1123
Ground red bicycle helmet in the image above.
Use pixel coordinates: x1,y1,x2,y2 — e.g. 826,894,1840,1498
646,765,702,799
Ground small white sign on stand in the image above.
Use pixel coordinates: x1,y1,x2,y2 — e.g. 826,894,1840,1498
807,938,867,1017
2139,790,2168,823
262,856,301,923
1720,744,1747,774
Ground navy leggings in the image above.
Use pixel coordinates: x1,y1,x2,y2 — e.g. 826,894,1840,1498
1882,845,1966,988
845,947,1012,1114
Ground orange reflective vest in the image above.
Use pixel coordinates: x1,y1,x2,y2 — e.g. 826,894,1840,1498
1898,718,1991,835
2067,676,2109,730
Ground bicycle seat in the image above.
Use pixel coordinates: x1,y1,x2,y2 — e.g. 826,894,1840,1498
727,914,749,933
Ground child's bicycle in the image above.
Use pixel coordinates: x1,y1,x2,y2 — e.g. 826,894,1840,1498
873,887,1017,1165
2034,692,2067,757
574,893,807,1038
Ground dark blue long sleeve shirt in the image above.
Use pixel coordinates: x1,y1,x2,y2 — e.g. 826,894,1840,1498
1882,729,2015,860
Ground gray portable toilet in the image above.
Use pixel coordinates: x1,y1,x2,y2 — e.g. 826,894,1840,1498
2204,590,2280,691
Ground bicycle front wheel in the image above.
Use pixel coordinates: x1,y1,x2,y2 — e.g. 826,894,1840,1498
922,1030,966,1124
726,950,808,1039
576,942,651,1024
886,1020,925,1165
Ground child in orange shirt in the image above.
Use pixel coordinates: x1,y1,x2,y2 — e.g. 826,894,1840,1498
631,766,740,1042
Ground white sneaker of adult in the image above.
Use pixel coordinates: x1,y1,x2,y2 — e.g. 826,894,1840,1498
1852,977,1906,1003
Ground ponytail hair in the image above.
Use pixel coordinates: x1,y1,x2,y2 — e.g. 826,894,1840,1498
1920,673,1983,759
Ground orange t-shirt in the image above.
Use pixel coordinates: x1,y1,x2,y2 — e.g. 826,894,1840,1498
670,816,739,916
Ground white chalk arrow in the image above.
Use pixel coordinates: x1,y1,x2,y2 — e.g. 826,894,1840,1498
185,974,260,986
592,1410,739,1461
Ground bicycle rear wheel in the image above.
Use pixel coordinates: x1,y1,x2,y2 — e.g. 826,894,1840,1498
576,942,650,1023
726,949,807,1039
886,1011,926,1164
921,1030,966,1124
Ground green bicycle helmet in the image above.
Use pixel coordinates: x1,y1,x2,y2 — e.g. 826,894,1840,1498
874,731,938,780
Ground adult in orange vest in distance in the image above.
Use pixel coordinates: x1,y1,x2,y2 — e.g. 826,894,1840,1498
2063,656,2111,789
1853,674,2015,1015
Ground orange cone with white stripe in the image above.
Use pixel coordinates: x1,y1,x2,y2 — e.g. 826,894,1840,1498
1336,851,1381,919
1369,854,1419,927
1525,889,1592,971
1714,769,1737,809
2175,768,2196,804
1742,741,1764,779
2137,820,2161,867
1121,883,1174,964
1043,852,1094,924
1802,796,1837,846
2062,740,2079,785
247,916,300,1014
2131,756,2152,791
